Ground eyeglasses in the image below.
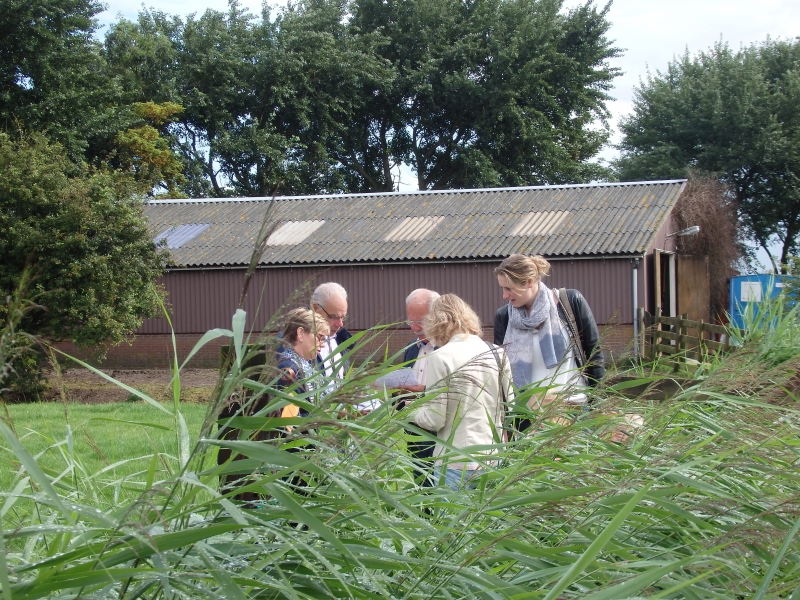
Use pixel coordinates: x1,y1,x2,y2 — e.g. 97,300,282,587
316,333,328,342
406,319,425,327
318,304,348,322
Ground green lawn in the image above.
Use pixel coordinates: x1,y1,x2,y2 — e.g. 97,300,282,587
1,401,210,504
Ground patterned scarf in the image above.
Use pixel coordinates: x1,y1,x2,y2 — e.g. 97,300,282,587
503,281,567,387
277,346,324,397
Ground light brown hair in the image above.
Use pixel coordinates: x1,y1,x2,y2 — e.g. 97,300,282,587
423,294,482,346
494,254,550,291
282,308,330,343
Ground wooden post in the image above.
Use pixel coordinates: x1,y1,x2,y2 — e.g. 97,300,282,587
698,319,705,363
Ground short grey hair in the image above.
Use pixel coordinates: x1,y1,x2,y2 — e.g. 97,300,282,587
312,282,348,306
405,288,440,310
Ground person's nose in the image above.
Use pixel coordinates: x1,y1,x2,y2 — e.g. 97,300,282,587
502,289,511,300
411,323,423,334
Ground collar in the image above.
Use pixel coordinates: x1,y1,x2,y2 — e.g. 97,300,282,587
447,333,471,344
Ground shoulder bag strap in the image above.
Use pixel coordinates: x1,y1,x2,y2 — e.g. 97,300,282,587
558,288,587,367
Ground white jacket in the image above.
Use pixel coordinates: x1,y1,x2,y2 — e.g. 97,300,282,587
413,334,514,470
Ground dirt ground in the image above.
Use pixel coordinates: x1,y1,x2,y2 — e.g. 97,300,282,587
41,368,220,404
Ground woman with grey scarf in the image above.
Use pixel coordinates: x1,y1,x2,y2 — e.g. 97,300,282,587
493,254,604,409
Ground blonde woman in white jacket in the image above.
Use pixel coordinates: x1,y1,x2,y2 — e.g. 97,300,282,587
412,294,514,490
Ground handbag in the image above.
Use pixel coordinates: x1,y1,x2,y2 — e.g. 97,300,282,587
557,288,587,368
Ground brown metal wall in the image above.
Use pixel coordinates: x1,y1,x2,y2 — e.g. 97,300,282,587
140,258,636,336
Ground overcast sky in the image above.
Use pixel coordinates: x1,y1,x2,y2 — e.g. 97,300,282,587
97,0,798,267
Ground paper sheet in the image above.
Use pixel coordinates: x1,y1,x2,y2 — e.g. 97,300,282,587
373,369,419,389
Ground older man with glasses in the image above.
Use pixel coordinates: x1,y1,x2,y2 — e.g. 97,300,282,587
311,282,352,380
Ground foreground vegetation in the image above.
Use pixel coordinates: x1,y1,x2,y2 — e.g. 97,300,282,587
1,296,800,599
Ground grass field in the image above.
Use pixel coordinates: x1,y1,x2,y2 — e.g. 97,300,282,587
1,401,210,505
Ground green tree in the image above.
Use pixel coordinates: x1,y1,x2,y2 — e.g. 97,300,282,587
346,0,620,190
0,132,166,351
104,0,618,196
783,256,800,305
105,1,388,197
0,0,114,157
616,39,800,271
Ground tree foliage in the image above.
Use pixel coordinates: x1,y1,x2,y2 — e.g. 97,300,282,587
0,133,166,349
616,38,800,270
348,0,619,191
103,0,620,195
0,0,187,195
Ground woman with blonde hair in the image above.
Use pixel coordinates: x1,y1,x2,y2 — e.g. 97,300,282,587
412,294,513,490
494,254,604,398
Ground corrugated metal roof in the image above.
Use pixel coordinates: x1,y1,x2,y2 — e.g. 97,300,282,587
145,180,686,267
266,220,325,246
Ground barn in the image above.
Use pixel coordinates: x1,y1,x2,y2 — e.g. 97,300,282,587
78,179,706,368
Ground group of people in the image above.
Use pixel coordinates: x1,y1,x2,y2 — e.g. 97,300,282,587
270,254,605,490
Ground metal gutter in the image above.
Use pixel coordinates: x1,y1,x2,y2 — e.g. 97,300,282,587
162,253,647,272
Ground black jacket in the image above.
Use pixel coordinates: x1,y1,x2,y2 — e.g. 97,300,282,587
493,289,605,385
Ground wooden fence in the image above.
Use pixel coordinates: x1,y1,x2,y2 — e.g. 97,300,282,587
637,308,732,371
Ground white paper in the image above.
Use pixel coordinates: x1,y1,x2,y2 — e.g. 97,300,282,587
373,369,419,389
355,398,382,413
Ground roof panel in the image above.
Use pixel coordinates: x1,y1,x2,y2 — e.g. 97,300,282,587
146,181,685,266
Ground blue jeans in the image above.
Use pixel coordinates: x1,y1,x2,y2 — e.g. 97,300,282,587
433,466,480,491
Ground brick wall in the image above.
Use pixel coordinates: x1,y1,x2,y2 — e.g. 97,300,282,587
55,324,636,369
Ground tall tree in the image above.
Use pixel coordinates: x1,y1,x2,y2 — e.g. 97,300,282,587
0,133,166,349
0,0,113,157
616,39,800,270
105,1,389,197
105,0,618,196
347,0,620,190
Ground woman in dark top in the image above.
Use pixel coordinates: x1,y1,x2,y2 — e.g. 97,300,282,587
494,254,604,406
217,308,329,499
275,308,330,412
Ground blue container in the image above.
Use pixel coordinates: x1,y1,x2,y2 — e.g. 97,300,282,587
728,274,787,329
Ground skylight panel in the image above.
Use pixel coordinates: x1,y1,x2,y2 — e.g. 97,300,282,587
266,220,325,246
509,211,569,236
385,216,445,241
154,223,210,249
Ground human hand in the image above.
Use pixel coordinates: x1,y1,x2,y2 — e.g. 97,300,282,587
399,384,426,393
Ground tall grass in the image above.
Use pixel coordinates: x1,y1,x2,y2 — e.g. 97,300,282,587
3,295,800,598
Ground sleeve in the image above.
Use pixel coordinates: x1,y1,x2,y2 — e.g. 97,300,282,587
411,354,449,433
568,290,605,385
494,305,509,346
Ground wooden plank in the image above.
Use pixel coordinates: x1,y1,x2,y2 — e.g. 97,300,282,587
702,323,728,335
654,249,662,319
659,315,681,327
657,344,679,355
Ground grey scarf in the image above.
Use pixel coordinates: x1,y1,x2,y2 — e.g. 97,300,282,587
503,281,567,387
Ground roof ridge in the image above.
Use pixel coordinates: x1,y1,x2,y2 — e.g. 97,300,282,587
149,179,687,204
